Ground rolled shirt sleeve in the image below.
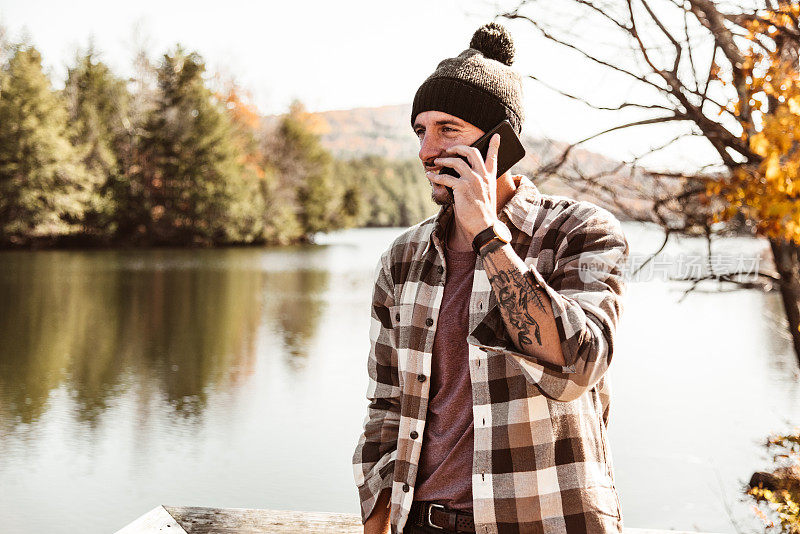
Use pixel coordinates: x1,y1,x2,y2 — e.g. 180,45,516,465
474,204,629,402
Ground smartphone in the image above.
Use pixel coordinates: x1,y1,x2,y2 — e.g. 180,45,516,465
439,120,527,183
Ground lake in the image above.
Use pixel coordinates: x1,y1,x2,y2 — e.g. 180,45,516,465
0,222,798,533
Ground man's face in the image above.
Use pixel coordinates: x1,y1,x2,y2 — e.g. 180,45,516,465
413,110,485,206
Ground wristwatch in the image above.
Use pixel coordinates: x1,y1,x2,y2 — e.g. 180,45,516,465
472,220,512,255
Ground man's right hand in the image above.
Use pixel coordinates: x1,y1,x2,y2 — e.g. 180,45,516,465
364,488,391,534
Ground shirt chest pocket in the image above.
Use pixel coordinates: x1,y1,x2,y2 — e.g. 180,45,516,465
389,303,414,327
389,303,429,376
389,304,414,348
391,302,439,330
391,301,437,328
389,302,438,343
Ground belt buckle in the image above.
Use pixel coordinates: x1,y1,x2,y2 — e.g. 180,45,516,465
427,503,446,530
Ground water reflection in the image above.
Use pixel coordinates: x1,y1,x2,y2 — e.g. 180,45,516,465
263,269,330,370
0,248,330,428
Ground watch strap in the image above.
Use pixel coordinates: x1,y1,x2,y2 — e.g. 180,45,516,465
477,236,506,256
472,225,499,255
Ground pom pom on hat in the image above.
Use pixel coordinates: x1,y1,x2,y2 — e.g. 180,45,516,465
469,22,515,66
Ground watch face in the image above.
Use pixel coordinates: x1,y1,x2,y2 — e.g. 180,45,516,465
494,221,512,243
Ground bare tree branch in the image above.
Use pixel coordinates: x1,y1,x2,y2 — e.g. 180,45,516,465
502,9,672,93
526,74,673,112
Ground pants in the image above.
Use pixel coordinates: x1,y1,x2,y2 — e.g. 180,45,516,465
403,502,469,534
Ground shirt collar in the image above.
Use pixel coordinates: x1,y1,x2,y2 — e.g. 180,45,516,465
499,175,541,237
423,175,541,255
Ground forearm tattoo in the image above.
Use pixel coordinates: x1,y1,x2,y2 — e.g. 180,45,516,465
483,245,547,348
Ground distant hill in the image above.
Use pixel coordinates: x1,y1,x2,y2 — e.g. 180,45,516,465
312,104,420,160
266,104,654,221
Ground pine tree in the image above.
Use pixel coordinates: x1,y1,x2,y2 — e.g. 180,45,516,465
0,45,92,245
64,48,132,241
270,101,339,240
134,46,245,245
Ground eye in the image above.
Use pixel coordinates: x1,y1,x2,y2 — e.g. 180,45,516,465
414,128,425,137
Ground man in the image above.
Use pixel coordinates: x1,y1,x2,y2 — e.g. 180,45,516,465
353,22,629,534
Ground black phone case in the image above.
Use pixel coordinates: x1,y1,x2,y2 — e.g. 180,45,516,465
439,120,526,179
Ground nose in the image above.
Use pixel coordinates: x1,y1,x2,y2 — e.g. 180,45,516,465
418,132,442,167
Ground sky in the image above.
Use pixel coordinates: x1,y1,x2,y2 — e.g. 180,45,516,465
0,0,722,169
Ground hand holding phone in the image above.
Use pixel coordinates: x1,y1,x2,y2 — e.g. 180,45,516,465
426,120,527,237
437,120,526,202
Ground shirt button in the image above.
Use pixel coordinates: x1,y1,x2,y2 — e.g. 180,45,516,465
410,431,418,439
402,483,409,492
426,318,434,327
417,374,426,382
437,265,444,274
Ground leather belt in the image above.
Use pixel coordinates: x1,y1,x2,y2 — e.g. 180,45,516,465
409,501,475,533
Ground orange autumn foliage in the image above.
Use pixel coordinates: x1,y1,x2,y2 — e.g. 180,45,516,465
220,86,266,179
286,101,331,137
708,4,800,244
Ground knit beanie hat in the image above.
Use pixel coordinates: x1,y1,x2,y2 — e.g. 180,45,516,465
411,22,525,134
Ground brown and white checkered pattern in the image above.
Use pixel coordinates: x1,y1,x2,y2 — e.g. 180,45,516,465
353,176,629,533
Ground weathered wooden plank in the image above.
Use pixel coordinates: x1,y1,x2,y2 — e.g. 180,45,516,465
115,505,188,534
164,506,363,533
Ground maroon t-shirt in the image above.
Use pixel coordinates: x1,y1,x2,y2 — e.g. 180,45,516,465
413,241,476,511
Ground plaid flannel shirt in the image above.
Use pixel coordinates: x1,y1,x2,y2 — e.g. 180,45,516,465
352,176,629,534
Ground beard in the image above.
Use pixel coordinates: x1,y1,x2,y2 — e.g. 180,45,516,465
429,182,454,206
